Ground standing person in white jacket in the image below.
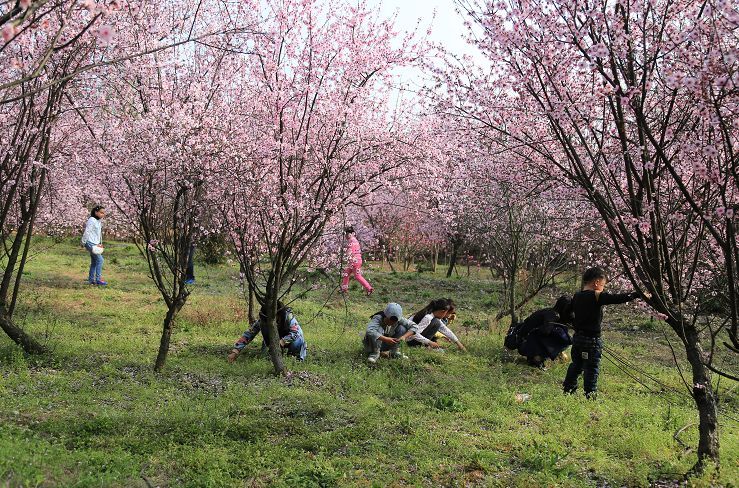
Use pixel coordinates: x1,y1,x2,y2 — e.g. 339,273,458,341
81,206,107,286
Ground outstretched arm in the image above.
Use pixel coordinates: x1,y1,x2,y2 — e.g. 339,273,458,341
596,291,640,305
438,324,466,351
228,320,261,362
279,319,301,347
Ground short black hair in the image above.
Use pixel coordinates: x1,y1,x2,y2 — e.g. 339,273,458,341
91,205,104,217
344,225,355,234
582,267,607,286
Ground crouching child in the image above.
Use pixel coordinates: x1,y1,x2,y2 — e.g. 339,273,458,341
228,302,307,362
364,303,417,364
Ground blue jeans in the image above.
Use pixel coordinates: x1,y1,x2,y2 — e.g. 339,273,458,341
563,336,602,395
259,335,307,361
286,335,307,361
85,241,104,283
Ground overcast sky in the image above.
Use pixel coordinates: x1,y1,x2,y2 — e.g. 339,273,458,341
376,0,470,55
367,0,475,91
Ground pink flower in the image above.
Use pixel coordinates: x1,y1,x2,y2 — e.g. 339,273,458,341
82,0,96,11
588,43,609,58
2,24,16,43
704,145,719,158
716,206,726,217
96,24,113,44
726,209,734,219
20,0,32,9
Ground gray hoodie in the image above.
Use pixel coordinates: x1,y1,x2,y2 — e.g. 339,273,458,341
366,302,418,341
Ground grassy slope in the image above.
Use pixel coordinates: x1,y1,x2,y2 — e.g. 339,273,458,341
0,238,737,487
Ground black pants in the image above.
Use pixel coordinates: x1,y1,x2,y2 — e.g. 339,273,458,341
186,245,195,280
563,335,602,395
407,320,442,347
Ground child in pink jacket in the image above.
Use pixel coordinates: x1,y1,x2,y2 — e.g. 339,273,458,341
340,226,373,295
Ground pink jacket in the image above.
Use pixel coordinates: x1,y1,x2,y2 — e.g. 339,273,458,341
346,235,363,266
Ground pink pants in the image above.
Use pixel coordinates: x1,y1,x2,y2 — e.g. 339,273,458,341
341,262,372,293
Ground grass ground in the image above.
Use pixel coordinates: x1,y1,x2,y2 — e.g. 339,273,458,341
0,238,737,487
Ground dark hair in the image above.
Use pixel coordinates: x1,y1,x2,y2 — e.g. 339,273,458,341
581,267,607,287
91,205,104,218
259,300,291,327
553,296,573,323
344,225,355,235
411,299,450,324
446,299,456,314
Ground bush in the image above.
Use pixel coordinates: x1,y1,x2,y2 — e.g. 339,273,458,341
197,232,230,265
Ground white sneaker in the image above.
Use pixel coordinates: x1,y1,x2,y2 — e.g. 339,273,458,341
391,352,409,360
367,354,379,364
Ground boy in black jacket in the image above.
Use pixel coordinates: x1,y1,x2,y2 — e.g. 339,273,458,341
563,267,645,398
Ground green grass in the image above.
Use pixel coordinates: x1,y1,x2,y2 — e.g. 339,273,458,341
0,237,737,487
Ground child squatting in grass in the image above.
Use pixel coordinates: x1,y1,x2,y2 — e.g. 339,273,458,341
363,302,418,364
228,301,307,362
407,298,467,352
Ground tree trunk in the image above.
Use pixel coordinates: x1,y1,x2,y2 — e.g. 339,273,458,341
261,294,286,375
153,300,185,372
432,244,439,273
0,311,46,354
508,284,517,325
248,281,256,324
680,323,720,469
447,239,461,278
495,279,551,322
507,264,519,324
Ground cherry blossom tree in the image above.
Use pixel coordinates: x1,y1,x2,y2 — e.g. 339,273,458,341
0,0,121,353
446,0,737,469
222,0,422,374
73,1,256,371
0,0,253,355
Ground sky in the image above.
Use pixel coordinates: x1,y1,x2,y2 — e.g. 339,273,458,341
376,0,471,56
367,0,477,91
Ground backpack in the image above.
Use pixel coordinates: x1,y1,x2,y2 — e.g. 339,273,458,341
504,322,523,350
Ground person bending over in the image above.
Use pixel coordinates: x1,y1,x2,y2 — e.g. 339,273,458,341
228,302,307,362
516,296,573,368
408,299,467,352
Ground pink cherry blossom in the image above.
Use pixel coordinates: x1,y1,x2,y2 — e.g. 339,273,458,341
2,24,16,43
96,25,113,44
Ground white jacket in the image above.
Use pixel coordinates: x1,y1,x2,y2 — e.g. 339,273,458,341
81,217,102,246
411,313,460,345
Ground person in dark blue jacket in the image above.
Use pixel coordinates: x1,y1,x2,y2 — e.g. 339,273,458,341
514,296,573,368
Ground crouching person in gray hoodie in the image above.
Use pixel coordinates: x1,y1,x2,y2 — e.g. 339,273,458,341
363,303,417,364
